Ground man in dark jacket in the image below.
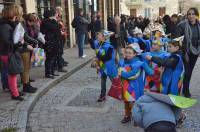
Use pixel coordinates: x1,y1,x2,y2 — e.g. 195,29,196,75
41,9,63,79
71,8,91,58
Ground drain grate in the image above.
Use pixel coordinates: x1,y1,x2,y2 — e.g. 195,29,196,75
67,88,105,108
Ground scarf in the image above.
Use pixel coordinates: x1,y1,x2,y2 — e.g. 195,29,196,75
184,20,200,55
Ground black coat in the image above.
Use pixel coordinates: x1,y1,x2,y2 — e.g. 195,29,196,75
40,18,62,54
0,19,22,55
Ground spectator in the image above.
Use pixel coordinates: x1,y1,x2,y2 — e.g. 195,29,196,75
21,13,39,93
88,13,102,40
170,14,179,38
162,15,171,34
175,7,200,97
0,5,24,101
71,8,91,58
55,6,68,72
41,9,63,79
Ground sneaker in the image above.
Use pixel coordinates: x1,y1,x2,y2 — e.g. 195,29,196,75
64,61,69,65
97,96,106,102
19,91,25,96
51,73,60,76
45,74,55,79
81,54,87,58
29,79,35,82
23,84,37,93
121,116,131,123
12,96,24,101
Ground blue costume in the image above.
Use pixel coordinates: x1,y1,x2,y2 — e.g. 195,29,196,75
94,40,117,78
160,54,184,95
141,51,169,93
119,57,153,101
127,36,151,52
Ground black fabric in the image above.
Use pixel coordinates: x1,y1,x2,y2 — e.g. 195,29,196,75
8,52,24,74
145,121,176,132
72,15,90,34
0,19,16,55
151,51,181,70
182,52,198,97
41,18,62,55
98,47,113,63
45,53,56,75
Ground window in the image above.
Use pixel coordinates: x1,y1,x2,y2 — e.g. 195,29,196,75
144,8,151,18
0,0,26,13
36,0,61,18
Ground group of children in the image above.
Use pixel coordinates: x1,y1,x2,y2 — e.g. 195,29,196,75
90,26,186,131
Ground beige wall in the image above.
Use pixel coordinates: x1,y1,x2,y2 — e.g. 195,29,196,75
25,0,36,13
126,0,179,18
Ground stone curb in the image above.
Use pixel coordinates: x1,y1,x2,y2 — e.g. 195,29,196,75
16,56,94,132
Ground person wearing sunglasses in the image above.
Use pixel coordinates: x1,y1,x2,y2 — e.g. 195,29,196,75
175,7,200,98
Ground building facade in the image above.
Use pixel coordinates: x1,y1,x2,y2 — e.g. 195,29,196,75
178,0,200,14
125,0,179,18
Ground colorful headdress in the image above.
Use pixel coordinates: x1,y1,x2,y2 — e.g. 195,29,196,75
152,39,164,46
134,27,143,34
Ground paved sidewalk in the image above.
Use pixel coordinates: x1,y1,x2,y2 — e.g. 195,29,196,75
0,47,94,132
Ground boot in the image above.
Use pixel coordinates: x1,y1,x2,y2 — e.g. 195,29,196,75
23,84,37,93
97,96,106,102
12,96,24,101
2,84,9,91
51,73,60,76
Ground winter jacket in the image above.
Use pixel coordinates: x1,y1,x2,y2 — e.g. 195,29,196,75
0,19,22,55
133,94,179,129
72,15,91,34
40,18,62,54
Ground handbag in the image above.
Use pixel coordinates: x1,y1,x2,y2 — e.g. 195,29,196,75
107,77,123,101
32,48,45,67
8,52,24,74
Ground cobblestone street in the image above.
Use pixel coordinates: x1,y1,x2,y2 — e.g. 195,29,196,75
27,59,200,132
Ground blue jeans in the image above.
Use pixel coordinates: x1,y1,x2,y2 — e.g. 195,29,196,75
76,32,85,57
0,56,8,89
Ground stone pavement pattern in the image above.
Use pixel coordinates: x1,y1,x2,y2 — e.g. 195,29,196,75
27,58,200,132
0,47,94,131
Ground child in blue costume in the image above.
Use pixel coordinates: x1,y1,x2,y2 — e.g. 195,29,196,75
146,37,184,95
142,39,169,93
127,27,151,52
118,44,153,123
91,31,117,102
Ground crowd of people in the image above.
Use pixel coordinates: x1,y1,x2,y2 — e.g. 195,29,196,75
87,7,199,132
0,4,199,132
0,5,68,101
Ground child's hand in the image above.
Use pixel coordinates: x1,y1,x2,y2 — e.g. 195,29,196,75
146,55,152,60
27,45,34,51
